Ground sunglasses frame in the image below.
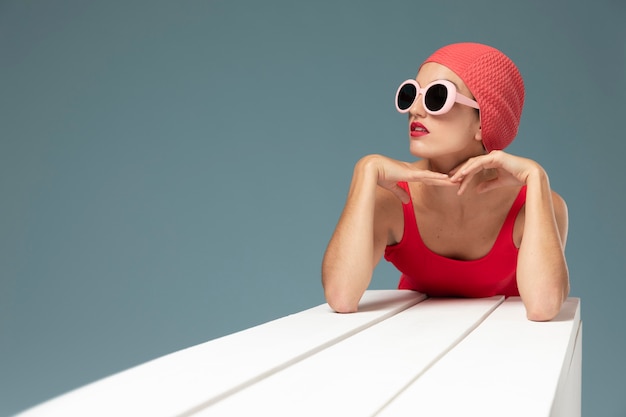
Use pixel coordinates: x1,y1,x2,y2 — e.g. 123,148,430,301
395,79,480,115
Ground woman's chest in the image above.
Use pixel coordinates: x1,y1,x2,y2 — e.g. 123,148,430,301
410,189,525,261
415,211,505,260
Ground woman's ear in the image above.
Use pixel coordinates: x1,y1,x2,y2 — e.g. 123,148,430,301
474,125,483,142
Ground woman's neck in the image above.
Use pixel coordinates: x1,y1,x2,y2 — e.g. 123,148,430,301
420,157,498,207
425,149,484,175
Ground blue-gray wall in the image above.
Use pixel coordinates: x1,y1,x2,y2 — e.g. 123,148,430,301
1,1,624,415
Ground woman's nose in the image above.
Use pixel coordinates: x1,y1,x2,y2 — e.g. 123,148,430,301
408,93,426,116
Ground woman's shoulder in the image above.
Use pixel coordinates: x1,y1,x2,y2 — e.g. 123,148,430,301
550,189,567,209
550,189,569,245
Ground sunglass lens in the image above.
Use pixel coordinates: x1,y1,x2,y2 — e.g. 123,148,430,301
397,83,416,110
424,84,448,112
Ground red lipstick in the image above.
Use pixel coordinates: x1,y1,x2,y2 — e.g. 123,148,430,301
410,121,429,137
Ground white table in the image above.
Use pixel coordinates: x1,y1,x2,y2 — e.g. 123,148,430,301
17,290,581,417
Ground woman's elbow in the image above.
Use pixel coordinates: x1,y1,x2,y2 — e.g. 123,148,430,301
323,286,360,314
524,296,564,322
522,273,570,321
526,306,560,322
329,300,359,314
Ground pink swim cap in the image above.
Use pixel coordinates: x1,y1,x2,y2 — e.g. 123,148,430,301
422,43,525,151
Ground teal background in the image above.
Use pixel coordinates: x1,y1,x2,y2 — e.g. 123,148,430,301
1,1,624,415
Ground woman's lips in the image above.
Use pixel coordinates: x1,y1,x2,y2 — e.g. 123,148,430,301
410,121,429,137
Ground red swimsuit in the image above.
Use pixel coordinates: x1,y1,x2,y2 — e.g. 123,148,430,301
384,182,527,297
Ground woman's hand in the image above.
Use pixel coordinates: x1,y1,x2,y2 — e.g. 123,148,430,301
362,154,455,203
449,150,542,195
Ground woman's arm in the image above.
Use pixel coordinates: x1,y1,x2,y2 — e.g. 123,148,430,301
450,150,569,321
321,156,381,313
322,155,453,313
516,168,569,321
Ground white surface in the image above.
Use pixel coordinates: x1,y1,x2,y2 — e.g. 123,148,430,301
376,297,581,417
551,320,582,417
16,292,581,417
200,297,504,417
17,290,425,417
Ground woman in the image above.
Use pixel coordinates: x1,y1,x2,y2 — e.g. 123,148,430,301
321,42,569,321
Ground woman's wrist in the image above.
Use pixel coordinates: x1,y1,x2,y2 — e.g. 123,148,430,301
524,162,549,187
348,155,382,201
355,155,384,184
